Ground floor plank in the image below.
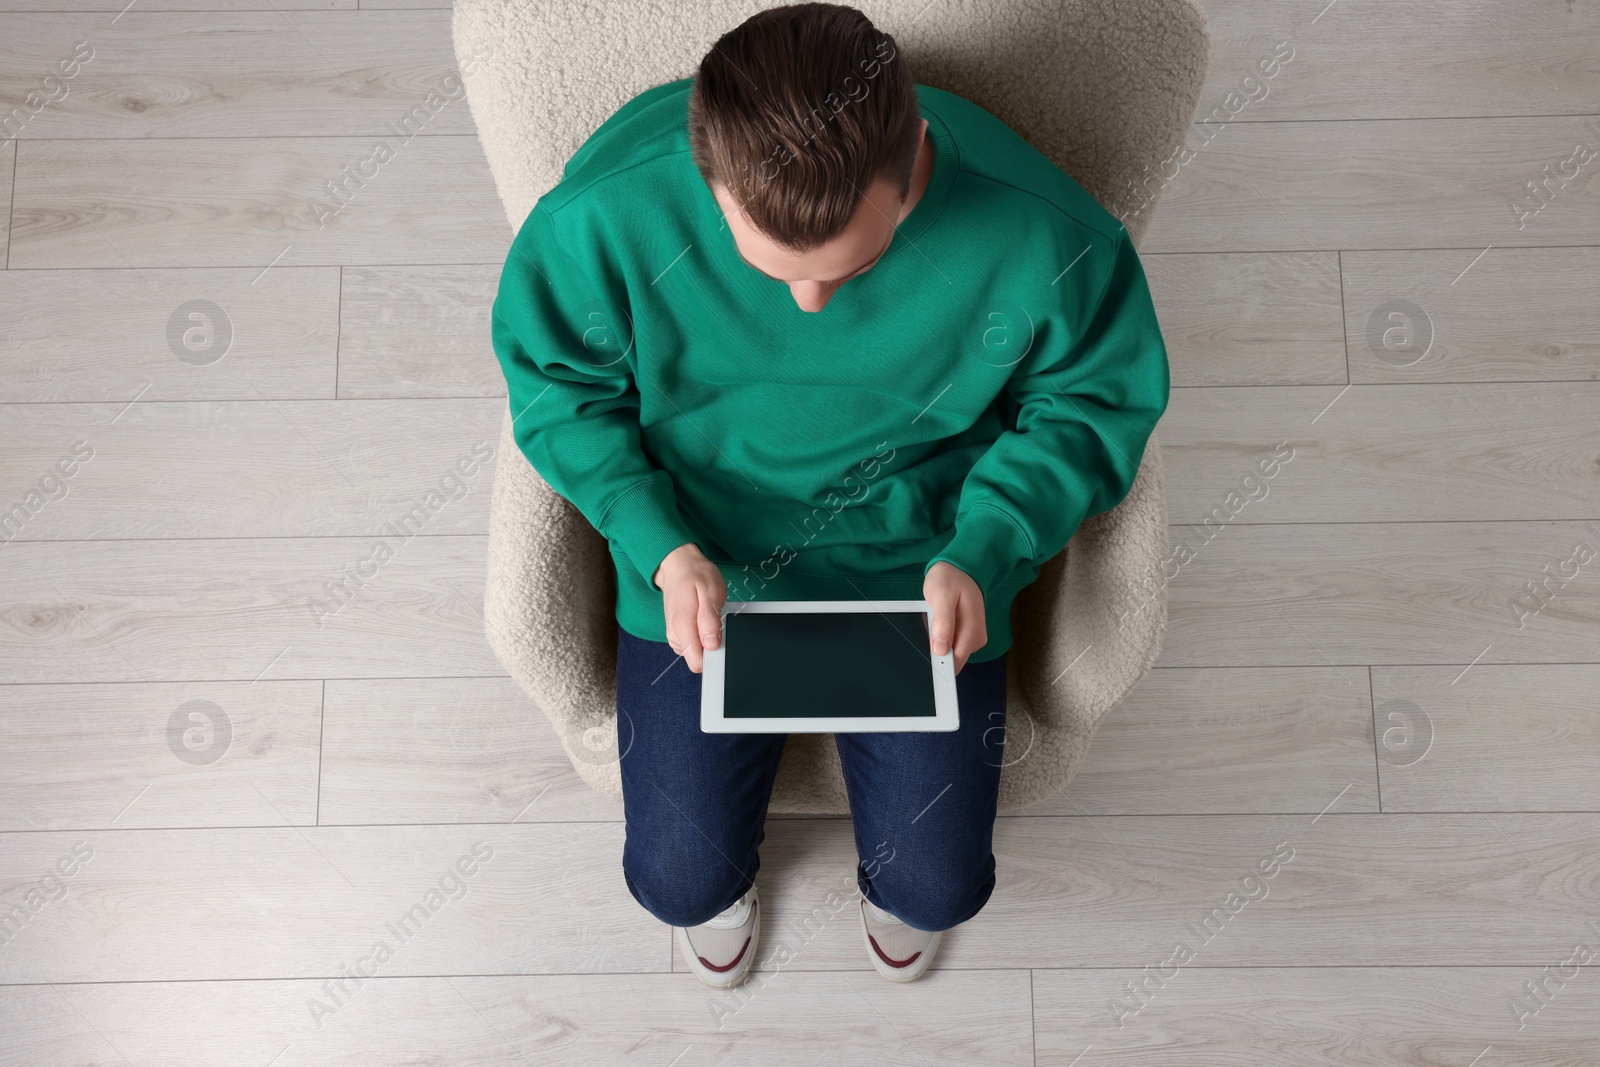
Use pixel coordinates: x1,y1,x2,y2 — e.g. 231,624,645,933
0,970,1034,1066
0,267,339,402
749,813,1600,970
0,680,322,831
0,140,12,260
1343,246,1600,383
0,398,501,539
319,676,626,825
1160,520,1600,667
8,136,506,268
0,10,479,139
0,823,666,984
1372,664,1600,812
1033,965,1600,1066
337,263,502,398
1140,116,1600,253
1161,383,1600,524
1198,0,1600,121
0,1,355,9
0,536,499,683
1037,666,1378,816
6,813,1595,986
1146,251,1347,387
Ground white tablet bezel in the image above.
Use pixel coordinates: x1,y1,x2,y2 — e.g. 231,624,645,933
700,599,960,733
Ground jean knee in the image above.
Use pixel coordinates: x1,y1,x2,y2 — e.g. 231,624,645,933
623,847,751,928
867,852,995,932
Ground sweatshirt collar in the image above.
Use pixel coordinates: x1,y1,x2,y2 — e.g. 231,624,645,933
889,94,958,255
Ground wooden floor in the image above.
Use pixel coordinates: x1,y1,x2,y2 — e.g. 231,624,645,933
3,1,1599,1063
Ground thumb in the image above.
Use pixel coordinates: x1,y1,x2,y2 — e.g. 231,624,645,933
926,586,955,657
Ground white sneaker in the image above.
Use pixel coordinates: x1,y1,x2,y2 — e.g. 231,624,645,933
859,894,943,982
675,884,760,989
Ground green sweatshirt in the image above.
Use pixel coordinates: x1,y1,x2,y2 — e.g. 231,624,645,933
491,78,1170,663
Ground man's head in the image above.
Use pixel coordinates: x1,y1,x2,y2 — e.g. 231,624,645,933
688,3,926,311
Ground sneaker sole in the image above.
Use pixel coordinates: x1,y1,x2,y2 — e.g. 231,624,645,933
677,893,761,990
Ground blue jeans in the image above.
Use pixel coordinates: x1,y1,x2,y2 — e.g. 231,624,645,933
615,625,1009,933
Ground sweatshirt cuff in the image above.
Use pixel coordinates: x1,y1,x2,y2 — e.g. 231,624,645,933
603,477,703,590
925,503,1035,595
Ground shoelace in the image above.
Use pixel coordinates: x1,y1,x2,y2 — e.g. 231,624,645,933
863,898,904,926
698,889,755,930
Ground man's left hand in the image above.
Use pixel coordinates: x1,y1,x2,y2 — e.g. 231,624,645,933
923,561,987,675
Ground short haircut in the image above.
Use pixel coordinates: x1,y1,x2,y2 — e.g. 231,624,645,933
688,3,922,254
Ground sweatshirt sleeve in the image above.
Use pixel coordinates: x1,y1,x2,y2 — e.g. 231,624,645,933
924,226,1171,597
491,204,704,590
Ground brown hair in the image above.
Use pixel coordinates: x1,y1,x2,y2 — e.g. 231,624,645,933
687,3,922,253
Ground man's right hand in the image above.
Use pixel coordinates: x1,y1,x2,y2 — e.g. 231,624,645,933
652,542,727,674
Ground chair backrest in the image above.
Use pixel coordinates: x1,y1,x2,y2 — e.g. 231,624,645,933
453,0,1210,247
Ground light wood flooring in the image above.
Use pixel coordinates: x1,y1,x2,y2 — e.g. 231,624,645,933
2,0,1599,1063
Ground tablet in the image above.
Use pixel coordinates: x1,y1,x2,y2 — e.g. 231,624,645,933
700,599,960,733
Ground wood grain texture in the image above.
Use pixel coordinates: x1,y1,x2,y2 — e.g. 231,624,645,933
0,536,499,683
1160,520,1600,667
337,264,504,398
0,398,501,539
0,823,667,983
741,814,1600,971
1034,966,1600,1066
0,681,322,831
0,1,355,8
1198,0,1600,120
0,11,481,139
2,0,1600,1058
3,813,1594,985
1139,116,1600,253
0,970,1034,1066
0,267,339,402
319,676,626,825
1343,247,1600,383
1145,251,1347,387
1160,384,1600,523
1372,664,1600,812
0,139,12,261
1036,667,1378,816
8,137,505,267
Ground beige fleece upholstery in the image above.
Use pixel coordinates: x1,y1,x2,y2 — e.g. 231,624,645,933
457,0,1211,813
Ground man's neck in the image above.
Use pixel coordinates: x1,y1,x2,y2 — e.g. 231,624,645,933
896,131,936,225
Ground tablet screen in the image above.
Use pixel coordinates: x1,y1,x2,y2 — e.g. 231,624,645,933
722,609,937,719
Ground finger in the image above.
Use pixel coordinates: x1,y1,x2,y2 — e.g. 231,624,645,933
697,587,723,651
683,618,705,674
952,588,988,676
683,586,709,674
925,587,956,658
666,597,703,672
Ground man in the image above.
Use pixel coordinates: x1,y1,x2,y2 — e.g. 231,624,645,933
491,2,1169,988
